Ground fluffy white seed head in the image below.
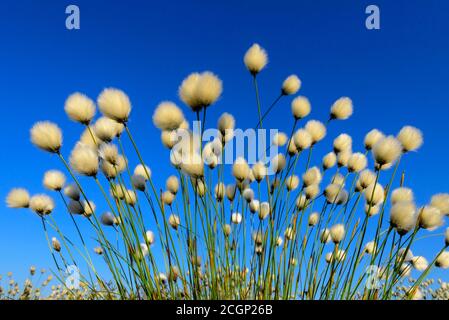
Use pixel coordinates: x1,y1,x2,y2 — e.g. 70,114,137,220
259,202,270,220
43,170,66,191
324,184,342,204
232,157,250,181
284,227,295,241
131,174,146,191
305,120,326,144
372,136,402,167
302,167,322,187
333,134,352,154
390,202,417,235
411,256,429,271
282,75,301,95
296,195,309,210
162,191,175,206
287,140,298,156
29,194,54,215
364,183,385,206
356,169,376,192
397,126,423,152
134,164,151,180
337,150,352,168
436,251,449,269
331,173,345,187
64,183,80,201
243,188,254,202
286,175,300,191
52,237,61,252
153,101,185,131
79,127,103,150
252,162,267,183
101,212,115,226
64,92,96,125
320,228,331,243
30,121,63,153
430,194,449,216
347,152,367,173
69,143,99,176
364,241,376,255
330,224,345,243
217,112,235,136
99,143,119,165
231,212,242,224
214,183,225,201
97,88,131,123
304,184,320,200
291,96,311,120
322,152,337,170
249,199,260,213
178,72,222,111
293,129,312,150
94,117,123,142
166,176,179,195
391,187,414,205
244,43,268,75
364,129,385,150
168,214,180,229
145,230,155,245
273,132,288,147
308,212,319,226
330,97,353,120
226,184,237,202
418,205,443,230
271,154,286,174
6,188,30,208
83,200,96,217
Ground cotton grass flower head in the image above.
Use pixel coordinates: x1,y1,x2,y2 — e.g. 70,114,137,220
411,256,429,271
180,152,204,178
131,174,146,191
217,112,235,136
161,191,175,206
166,176,179,195
168,214,180,230
286,175,300,191
431,193,449,216
418,205,443,230
124,190,137,206
152,101,185,131
145,230,155,245
226,184,237,202
391,187,414,205
365,204,380,217
271,154,286,174
6,188,30,208
281,75,301,95
364,129,385,151
364,241,376,255
97,88,131,123
305,120,326,144
372,136,402,167
244,43,268,75
284,227,295,241
364,183,385,206
259,202,270,220
99,143,119,165
296,195,309,210
214,183,225,201
308,212,319,226
347,152,367,173
293,129,312,151
249,199,260,213
302,167,322,187
397,126,423,152
390,202,417,235
30,121,62,153
273,132,288,147
178,72,222,111
356,169,376,192
436,252,449,269
64,92,96,125
79,127,103,150
64,183,80,201
304,184,320,200
337,150,352,168
325,184,343,204
83,200,96,217
320,228,331,243
322,152,337,170
223,224,232,237
330,224,345,243
134,164,151,180
43,170,66,191
231,212,242,224
29,194,54,215
331,173,345,187
252,162,267,183
94,117,123,142
330,97,353,120
51,237,61,252
291,96,311,120
69,143,99,177
243,188,254,202
100,212,115,226
232,157,250,181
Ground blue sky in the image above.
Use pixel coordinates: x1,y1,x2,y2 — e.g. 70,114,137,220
1,0,448,287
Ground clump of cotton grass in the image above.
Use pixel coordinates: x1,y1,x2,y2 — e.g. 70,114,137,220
397,126,423,152
418,206,443,230
97,88,132,123
305,120,326,145
372,136,402,168
179,71,222,111
430,193,449,216
43,170,66,191
69,143,99,177
6,188,30,208
64,92,96,125
347,152,367,173
281,75,301,96
94,117,124,142
291,96,311,120
244,43,268,75
293,129,312,151
30,122,63,153
322,152,337,171
330,97,353,120
152,102,185,131
390,202,417,235
29,194,54,215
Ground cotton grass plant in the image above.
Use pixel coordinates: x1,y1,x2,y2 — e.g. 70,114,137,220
4,43,449,300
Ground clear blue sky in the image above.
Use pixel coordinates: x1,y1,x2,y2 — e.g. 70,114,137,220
1,0,448,286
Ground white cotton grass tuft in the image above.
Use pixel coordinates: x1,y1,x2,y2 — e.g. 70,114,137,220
356,169,376,192
64,183,80,201
231,212,242,224
242,188,254,202
347,152,367,173
243,43,268,75
168,214,180,230
430,193,449,216
271,154,286,174
64,92,96,125
333,134,352,153
302,167,322,187
411,256,429,271
397,126,423,152
43,170,66,191
293,129,312,151
286,175,300,191
364,183,385,206
337,150,352,168
296,195,309,210
330,224,345,243
287,140,298,156
305,120,326,144
364,241,376,255
232,157,250,181
124,190,137,206
252,162,267,183
6,188,30,208
30,121,63,153
304,184,320,200
320,228,331,243
161,191,175,206
178,71,222,111
166,176,179,195
390,202,417,235
29,194,54,215
99,143,119,165
391,187,414,205
131,174,146,191
101,212,115,226
97,88,131,123
365,204,380,217
69,143,99,176
324,184,343,204
330,97,353,120
249,199,260,213
291,96,311,120
217,112,235,137
281,75,301,95
308,212,319,226
372,136,402,167
152,101,185,131
214,183,225,202
226,184,237,202
134,164,151,180
284,227,295,241
94,117,123,142
331,173,345,187
436,251,449,269
322,152,337,171
418,205,443,230
83,200,96,217
273,132,288,147
259,202,270,220
364,129,385,151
